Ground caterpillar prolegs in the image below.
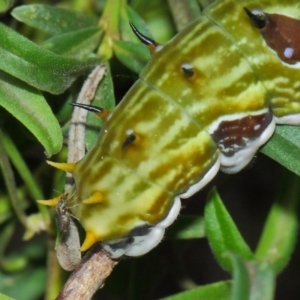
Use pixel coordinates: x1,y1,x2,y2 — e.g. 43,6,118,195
39,0,300,258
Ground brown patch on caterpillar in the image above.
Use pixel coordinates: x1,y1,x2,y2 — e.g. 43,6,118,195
212,111,273,157
245,8,300,64
262,13,300,64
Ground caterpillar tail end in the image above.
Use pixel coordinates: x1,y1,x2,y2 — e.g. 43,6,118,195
46,160,76,173
37,195,62,206
80,231,98,251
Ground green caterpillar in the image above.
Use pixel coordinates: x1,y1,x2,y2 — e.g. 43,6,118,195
39,0,300,258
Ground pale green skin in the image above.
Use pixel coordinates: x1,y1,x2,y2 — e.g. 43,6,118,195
68,0,300,256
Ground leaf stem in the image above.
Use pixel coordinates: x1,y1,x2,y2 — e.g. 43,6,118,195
0,129,28,228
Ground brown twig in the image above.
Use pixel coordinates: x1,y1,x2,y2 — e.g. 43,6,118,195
66,64,107,188
56,244,118,300
56,64,118,299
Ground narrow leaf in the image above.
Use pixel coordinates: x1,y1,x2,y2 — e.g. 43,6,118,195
1,132,44,200
0,23,97,94
0,71,62,156
228,253,275,300
261,125,300,176
167,0,202,30
248,261,274,300
114,40,150,73
0,132,28,228
228,253,250,300
161,281,231,300
204,188,254,271
123,5,154,41
255,171,299,274
165,216,205,239
0,293,15,300
199,0,217,10
11,5,97,35
97,0,122,59
0,0,14,13
42,27,102,59
0,267,46,300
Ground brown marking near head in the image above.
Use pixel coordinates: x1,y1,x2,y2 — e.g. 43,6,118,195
212,111,273,157
245,8,300,64
261,13,300,64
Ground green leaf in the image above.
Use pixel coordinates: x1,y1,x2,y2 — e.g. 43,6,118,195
228,253,274,300
161,281,231,300
199,0,218,10
0,22,97,94
118,5,154,45
11,5,97,35
165,215,205,239
167,0,202,30
0,293,15,300
248,262,274,300
0,194,15,224
261,125,300,176
42,27,102,59
124,5,154,41
228,253,250,300
116,5,153,71
0,254,28,273
0,267,46,300
204,188,254,271
255,171,299,274
114,40,150,73
0,0,14,13
0,71,62,156
97,0,122,59
1,132,44,199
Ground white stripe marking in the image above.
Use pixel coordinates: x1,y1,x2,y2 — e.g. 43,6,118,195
179,154,221,199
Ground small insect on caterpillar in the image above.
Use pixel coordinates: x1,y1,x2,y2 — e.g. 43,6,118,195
38,0,300,259
56,195,81,271
39,194,81,270
56,193,73,235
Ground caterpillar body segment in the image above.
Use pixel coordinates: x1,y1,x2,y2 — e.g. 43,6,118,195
101,196,182,257
206,0,300,122
42,0,300,258
140,11,276,173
